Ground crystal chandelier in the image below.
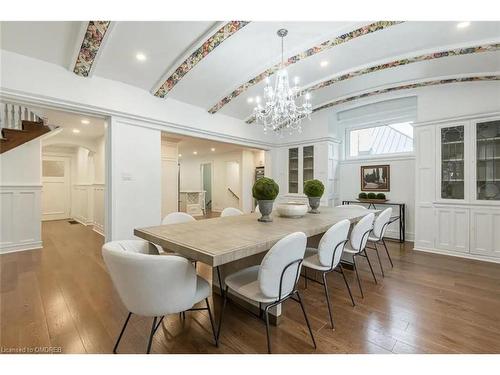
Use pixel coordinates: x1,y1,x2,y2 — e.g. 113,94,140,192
253,29,312,135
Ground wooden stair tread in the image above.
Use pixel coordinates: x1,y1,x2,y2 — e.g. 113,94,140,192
0,120,53,154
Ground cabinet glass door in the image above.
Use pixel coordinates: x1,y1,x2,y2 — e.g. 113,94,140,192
288,148,298,193
476,120,500,200
303,146,314,182
441,126,465,199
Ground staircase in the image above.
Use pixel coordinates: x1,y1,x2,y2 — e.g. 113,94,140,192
0,103,54,154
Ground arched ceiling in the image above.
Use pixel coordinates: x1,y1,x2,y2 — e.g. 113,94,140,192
1,20,499,121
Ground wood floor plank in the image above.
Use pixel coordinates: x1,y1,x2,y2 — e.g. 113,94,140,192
1,220,500,354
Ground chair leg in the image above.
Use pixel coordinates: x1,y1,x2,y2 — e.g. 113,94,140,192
373,243,385,277
216,286,229,343
264,305,272,354
304,267,308,289
322,273,335,330
146,317,157,354
339,265,355,307
295,291,317,349
205,298,218,346
113,312,132,354
382,238,394,268
363,250,378,284
353,256,364,298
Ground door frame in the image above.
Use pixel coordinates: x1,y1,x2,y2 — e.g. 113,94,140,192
200,161,214,212
41,154,72,221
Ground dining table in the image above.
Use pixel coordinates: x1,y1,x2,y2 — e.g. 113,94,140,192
134,205,377,324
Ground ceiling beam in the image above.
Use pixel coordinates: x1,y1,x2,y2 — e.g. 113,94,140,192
152,21,250,98
246,74,500,123
72,21,114,78
208,21,403,115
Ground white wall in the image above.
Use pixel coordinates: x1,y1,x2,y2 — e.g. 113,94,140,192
0,139,42,253
179,149,261,213
339,156,415,240
108,117,161,240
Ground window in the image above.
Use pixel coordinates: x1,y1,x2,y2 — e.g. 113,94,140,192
348,121,414,157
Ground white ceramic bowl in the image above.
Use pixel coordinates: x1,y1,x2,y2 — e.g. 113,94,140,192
276,203,308,218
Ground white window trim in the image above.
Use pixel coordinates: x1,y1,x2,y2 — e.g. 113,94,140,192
345,122,415,161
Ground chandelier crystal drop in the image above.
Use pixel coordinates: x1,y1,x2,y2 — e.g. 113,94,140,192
253,29,312,136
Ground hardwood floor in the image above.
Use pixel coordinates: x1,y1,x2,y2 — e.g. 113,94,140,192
1,220,500,354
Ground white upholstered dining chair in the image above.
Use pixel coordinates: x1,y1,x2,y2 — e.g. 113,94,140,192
343,213,377,298
102,240,216,353
217,232,316,354
302,219,354,329
161,211,196,225
220,207,244,217
366,207,394,276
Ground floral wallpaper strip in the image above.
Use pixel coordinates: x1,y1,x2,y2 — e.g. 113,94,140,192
208,21,403,114
299,43,500,96
246,75,500,124
154,21,250,98
73,21,111,77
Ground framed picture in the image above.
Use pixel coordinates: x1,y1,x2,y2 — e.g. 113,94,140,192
361,165,390,192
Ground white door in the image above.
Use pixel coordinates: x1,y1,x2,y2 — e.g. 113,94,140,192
470,209,500,257
435,206,469,253
225,161,240,208
42,156,71,221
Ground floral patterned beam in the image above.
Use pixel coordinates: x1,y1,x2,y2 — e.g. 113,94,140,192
154,21,250,98
246,75,500,124
208,21,403,114
73,21,111,77
299,43,500,97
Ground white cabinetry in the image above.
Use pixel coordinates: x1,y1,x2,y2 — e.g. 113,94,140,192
414,113,500,263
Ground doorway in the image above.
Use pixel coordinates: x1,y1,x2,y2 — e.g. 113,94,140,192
201,162,212,212
41,155,71,221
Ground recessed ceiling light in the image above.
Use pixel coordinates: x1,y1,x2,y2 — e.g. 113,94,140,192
457,21,470,29
136,52,147,61
247,97,254,104
320,60,329,67
81,119,90,125
72,129,80,134
211,148,215,152
193,151,198,155
178,154,182,157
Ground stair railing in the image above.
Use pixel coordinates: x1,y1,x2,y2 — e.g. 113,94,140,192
227,187,240,201
0,102,44,130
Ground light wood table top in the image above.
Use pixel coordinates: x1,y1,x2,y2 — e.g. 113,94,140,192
134,206,377,267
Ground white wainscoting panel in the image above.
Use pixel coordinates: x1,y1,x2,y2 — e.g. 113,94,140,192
93,184,105,235
0,185,42,254
72,185,93,225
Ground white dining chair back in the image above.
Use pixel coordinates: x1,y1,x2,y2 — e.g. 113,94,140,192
349,213,375,252
372,208,392,239
336,204,367,209
254,204,260,214
161,212,196,225
317,219,350,268
102,241,198,316
258,232,307,299
221,207,244,217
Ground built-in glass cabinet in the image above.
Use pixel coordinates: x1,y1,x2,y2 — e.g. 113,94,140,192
476,120,500,201
303,146,314,182
440,125,465,200
288,148,299,193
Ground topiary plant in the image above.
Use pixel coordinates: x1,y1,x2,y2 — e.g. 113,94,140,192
376,193,386,199
367,192,377,199
252,177,279,201
359,192,368,199
303,179,325,198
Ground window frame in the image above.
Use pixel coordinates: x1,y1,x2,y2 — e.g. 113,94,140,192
345,121,415,161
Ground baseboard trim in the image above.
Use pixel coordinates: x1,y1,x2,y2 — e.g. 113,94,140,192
0,241,43,255
93,226,104,237
413,246,500,264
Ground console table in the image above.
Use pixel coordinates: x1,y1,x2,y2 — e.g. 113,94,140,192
341,200,406,242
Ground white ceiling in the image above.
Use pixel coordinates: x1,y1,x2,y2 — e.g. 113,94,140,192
34,107,106,140
163,132,262,160
1,20,499,122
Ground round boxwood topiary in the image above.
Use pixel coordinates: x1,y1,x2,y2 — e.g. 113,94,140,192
367,192,377,199
359,192,368,199
252,177,279,201
376,193,386,199
303,179,325,198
